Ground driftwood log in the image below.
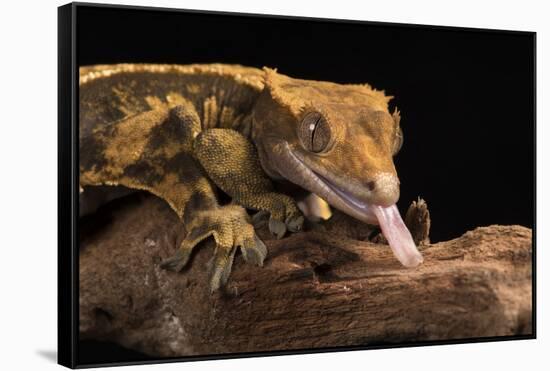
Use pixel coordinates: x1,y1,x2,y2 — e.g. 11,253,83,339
79,193,533,357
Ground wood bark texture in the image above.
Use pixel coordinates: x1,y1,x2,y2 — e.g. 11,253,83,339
79,193,533,357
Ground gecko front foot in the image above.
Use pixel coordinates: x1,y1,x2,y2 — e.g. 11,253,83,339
161,204,267,292
251,196,304,239
405,197,431,245
371,197,431,246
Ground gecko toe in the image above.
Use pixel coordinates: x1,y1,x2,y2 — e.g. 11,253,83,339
241,234,267,266
268,218,287,239
209,245,237,293
160,248,193,272
286,214,304,233
252,210,270,229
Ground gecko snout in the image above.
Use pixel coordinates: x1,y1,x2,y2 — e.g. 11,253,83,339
367,173,400,207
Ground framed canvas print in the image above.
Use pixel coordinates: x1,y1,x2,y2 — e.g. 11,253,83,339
58,2,536,368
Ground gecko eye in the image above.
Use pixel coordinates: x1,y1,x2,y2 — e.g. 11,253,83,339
298,112,332,153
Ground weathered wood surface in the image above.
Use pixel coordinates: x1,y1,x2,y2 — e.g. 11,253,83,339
79,193,533,357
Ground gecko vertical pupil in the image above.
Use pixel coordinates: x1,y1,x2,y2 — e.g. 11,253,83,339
299,112,331,153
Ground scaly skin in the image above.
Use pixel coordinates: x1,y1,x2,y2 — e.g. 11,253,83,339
79,63,408,291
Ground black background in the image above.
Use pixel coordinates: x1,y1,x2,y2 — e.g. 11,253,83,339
77,4,535,365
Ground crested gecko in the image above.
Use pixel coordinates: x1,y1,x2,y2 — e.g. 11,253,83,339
79,63,425,291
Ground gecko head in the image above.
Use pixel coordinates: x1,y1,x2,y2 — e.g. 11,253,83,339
252,67,422,268
252,68,404,224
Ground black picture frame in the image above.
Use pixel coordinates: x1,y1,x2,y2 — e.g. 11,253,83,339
58,2,536,368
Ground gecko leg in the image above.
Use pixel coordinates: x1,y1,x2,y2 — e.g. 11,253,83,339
80,104,266,291
193,128,304,239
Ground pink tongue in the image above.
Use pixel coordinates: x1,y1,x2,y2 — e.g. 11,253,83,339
372,204,424,268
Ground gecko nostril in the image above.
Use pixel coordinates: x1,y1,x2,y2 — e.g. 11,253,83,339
366,181,376,191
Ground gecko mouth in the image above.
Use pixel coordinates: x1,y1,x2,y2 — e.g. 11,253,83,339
272,141,423,268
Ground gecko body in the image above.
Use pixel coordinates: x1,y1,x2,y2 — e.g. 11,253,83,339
79,63,424,291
